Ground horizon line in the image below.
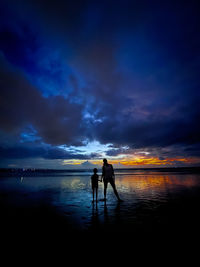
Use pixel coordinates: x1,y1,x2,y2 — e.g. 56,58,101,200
1,166,200,171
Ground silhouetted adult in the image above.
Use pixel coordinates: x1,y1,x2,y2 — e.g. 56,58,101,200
101,158,122,202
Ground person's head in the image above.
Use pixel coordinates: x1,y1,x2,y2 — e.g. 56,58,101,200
93,168,98,174
103,158,108,165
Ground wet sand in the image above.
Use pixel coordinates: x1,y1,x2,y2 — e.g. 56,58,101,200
1,168,200,255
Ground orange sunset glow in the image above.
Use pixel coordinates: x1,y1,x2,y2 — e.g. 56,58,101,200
63,155,200,168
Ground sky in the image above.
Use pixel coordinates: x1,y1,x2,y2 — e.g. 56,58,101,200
0,0,200,169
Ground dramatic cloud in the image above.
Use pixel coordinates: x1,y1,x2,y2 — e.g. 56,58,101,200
0,145,101,160
0,0,200,167
0,54,85,145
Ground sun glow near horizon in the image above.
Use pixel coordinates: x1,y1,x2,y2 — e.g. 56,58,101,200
62,155,200,168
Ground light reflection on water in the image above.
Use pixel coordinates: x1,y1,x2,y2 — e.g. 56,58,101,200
1,171,200,232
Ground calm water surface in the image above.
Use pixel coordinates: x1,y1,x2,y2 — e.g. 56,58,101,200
1,169,200,235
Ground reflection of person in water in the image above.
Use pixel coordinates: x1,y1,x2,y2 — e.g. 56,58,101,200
91,168,100,202
101,159,123,202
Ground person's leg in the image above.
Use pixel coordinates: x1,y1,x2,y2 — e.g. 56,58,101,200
92,188,94,202
110,179,122,201
103,180,108,200
96,187,98,202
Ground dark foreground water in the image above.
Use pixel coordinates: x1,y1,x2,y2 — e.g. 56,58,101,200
1,168,200,256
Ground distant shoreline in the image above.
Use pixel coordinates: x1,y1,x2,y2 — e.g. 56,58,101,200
0,166,200,173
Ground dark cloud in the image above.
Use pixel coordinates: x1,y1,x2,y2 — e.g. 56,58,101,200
93,105,200,149
0,145,101,160
0,0,200,166
106,144,200,160
0,54,85,145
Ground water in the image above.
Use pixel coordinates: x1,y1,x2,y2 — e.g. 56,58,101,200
1,168,200,241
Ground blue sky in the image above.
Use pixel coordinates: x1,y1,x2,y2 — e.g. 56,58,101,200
0,0,200,168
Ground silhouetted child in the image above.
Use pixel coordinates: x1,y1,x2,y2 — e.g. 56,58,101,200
91,168,100,202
